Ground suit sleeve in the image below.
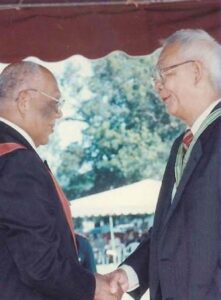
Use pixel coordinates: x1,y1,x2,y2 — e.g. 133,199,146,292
0,150,95,300
216,167,221,295
120,137,182,300
120,231,151,300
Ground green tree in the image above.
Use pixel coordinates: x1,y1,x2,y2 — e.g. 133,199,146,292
54,52,184,199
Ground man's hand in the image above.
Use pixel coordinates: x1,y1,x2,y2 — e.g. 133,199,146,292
105,269,129,294
94,273,123,300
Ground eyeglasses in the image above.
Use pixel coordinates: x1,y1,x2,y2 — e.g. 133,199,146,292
152,60,196,85
26,88,65,112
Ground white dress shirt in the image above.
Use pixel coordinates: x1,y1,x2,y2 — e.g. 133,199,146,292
190,99,220,135
0,117,37,151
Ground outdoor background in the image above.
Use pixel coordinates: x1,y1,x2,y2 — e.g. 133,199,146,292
38,51,184,298
39,50,184,196
1,50,184,299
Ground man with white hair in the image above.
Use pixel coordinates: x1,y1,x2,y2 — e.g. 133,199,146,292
107,29,221,300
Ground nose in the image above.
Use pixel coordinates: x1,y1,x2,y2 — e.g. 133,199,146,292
56,108,63,119
155,79,164,94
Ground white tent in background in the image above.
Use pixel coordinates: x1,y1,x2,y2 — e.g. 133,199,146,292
70,179,161,263
70,179,161,217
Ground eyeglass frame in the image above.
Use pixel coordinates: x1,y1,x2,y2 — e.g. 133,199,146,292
24,88,65,112
152,60,196,85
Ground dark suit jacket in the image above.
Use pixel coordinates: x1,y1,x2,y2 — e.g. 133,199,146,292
124,111,221,300
0,121,95,300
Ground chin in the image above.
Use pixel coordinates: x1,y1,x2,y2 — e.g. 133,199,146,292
165,98,179,116
166,104,180,117
166,107,176,117
39,138,50,147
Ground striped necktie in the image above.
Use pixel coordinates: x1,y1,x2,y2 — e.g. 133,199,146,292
175,107,221,188
182,129,193,153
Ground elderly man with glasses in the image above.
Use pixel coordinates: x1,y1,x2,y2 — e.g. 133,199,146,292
106,29,221,300
0,61,122,300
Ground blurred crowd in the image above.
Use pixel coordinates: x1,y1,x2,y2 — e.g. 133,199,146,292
76,217,152,267
92,228,149,265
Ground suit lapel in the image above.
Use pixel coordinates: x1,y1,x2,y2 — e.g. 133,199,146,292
158,105,221,235
161,140,202,230
152,138,180,235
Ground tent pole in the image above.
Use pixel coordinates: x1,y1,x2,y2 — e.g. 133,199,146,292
109,215,117,264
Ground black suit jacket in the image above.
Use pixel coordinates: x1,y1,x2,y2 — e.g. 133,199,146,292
124,111,221,300
0,121,95,300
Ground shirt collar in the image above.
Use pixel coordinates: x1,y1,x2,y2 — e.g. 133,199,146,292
191,99,221,135
0,117,37,151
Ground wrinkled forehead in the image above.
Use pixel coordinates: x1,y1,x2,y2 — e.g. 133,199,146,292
157,43,182,68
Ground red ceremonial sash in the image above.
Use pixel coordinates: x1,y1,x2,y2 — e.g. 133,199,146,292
0,142,77,252
47,171,77,251
0,142,26,155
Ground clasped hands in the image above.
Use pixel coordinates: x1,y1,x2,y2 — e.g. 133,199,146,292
94,269,129,300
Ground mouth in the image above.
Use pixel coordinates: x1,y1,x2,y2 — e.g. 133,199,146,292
49,124,55,132
162,96,170,103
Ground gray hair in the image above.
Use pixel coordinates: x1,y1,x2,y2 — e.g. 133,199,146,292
0,61,43,100
162,29,221,93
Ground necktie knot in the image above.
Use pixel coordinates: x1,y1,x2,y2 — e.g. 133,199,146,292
182,129,193,151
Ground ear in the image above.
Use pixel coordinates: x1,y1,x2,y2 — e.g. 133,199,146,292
16,90,30,116
193,60,203,86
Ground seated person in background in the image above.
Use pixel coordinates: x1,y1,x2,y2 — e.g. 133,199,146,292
76,233,97,273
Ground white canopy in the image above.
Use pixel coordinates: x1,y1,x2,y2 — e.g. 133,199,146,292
70,179,161,217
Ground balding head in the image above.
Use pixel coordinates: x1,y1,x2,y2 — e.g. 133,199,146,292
0,61,55,102
0,61,62,146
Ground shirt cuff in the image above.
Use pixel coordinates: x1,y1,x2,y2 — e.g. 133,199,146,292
120,264,139,292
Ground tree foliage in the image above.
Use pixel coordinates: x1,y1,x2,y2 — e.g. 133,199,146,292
52,52,184,199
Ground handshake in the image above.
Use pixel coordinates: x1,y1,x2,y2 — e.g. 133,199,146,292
94,268,129,300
